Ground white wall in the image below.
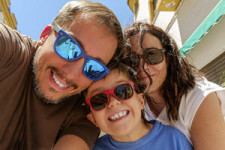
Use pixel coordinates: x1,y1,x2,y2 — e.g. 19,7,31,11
175,0,221,42
136,0,151,23
186,15,225,69
0,11,3,22
153,0,221,47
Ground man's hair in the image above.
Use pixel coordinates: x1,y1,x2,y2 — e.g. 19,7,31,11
124,22,199,121
52,1,123,66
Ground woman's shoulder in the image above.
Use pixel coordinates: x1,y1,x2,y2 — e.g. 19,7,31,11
184,77,224,103
178,77,225,133
195,77,224,92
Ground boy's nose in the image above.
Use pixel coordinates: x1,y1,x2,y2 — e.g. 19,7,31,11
108,94,121,108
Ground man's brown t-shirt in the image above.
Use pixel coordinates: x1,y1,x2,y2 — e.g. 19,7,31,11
0,22,99,150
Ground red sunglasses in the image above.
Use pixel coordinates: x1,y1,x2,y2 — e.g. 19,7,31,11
86,82,134,111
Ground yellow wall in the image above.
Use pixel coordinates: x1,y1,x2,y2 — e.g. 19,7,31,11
127,0,139,19
0,0,17,29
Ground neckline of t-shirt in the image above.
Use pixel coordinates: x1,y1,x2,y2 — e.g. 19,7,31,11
108,120,162,149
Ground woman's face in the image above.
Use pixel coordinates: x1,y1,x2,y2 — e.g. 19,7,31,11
130,33,167,95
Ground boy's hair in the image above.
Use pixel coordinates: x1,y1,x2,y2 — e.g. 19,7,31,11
52,1,124,67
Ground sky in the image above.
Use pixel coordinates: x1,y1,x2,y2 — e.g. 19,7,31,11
10,0,134,41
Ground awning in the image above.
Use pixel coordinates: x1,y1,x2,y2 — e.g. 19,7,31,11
180,0,225,57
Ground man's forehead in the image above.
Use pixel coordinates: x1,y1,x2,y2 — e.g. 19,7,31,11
60,22,113,65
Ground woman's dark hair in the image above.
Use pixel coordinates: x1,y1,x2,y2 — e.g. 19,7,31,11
123,22,198,121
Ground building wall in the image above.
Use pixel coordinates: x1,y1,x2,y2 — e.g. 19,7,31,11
186,15,225,70
200,51,225,86
135,0,150,23
0,6,3,21
0,11,3,22
174,0,221,43
0,0,17,29
128,0,225,85
133,0,221,48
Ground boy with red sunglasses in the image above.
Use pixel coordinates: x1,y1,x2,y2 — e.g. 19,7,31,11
85,63,193,150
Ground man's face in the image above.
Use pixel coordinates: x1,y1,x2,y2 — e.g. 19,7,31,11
33,18,118,103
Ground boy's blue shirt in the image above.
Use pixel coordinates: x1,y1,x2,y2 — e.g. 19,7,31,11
93,120,193,150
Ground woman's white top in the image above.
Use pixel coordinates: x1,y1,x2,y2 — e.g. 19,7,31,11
144,77,225,144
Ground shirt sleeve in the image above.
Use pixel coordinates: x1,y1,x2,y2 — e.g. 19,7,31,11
58,101,100,149
0,22,37,81
180,77,225,131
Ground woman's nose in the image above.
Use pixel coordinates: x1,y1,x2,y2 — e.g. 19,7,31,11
138,58,147,72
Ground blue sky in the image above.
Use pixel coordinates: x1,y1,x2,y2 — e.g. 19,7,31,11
10,0,134,40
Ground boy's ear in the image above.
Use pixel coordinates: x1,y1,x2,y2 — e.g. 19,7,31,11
87,113,98,127
137,93,145,109
38,25,52,46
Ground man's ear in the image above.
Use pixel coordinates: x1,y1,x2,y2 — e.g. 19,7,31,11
38,25,52,46
87,113,98,127
137,93,145,109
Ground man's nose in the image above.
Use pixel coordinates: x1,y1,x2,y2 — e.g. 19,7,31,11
62,58,85,80
108,94,121,108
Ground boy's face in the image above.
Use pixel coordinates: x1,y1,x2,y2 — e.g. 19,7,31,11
86,69,145,140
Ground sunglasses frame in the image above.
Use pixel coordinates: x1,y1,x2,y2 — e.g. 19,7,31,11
141,48,166,65
86,82,135,111
52,24,110,81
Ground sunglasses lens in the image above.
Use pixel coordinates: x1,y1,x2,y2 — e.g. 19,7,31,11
55,36,81,60
146,49,164,65
83,60,106,80
90,93,108,110
114,84,133,100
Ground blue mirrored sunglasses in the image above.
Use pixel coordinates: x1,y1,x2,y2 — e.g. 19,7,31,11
52,24,110,81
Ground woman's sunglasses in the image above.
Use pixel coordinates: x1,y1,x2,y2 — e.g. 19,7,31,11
52,24,110,81
140,48,166,65
86,82,134,111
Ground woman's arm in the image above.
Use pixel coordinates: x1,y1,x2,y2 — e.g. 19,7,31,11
191,92,225,150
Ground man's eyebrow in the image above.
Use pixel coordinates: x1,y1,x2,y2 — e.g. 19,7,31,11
67,32,107,65
93,57,106,65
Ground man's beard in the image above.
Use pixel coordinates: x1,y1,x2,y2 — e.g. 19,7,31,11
32,56,70,104
33,76,67,104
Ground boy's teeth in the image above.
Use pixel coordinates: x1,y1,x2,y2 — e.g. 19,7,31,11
52,73,67,88
110,111,128,120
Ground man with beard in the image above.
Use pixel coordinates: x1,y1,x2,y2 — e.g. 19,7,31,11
0,1,123,149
